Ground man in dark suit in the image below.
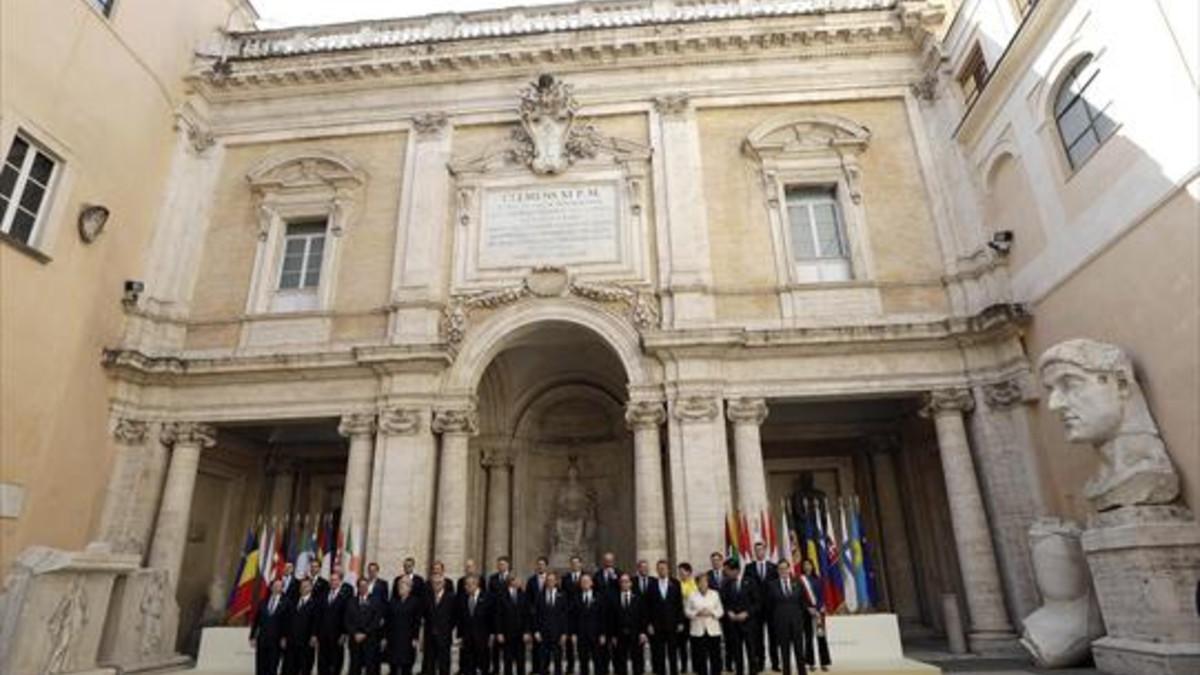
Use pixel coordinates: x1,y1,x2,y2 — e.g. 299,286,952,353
527,557,551,675
609,574,647,675
744,543,779,672
494,574,529,675
645,560,683,675
489,556,516,675
317,571,350,675
631,560,653,599
534,572,570,675
458,559,481,595
394,557,426,601
308,560,330,599
764,561,809,675
425,574,459,675
283,578,320,675
459,574,493,675
345,577,385,675
594,552,622,600
719,561,757,675
281,563,300,603
252,578,291,675
570,573,607,675
431,561,457,605
562,556,586,675
798,559,829,672
363,563,389,605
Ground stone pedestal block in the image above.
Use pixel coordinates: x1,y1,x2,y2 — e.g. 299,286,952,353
0,546,138,675
96,568,189,672
1082,507,1200,675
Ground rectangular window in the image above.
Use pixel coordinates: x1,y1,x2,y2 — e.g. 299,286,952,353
0,133,58,246
957,44,990,109
278,220,327,290
785,186,852,282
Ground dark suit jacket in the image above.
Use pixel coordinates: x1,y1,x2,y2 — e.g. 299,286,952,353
488,571,515,597
594,568,623,598
365,577,389,605
281,576,301,603
561,571,586,599
251,594,291,644
286,595,321,645
426,587,459,642
386,593,425,663
570,591,607,641
494,587,528,636
458,591,493,645
311,576,331,599
704,569,723,592
744,560,778,589
610,591,645,640
317,585,351,640
631,574,654,598
534,589,571,641
393,573,426,600
719,576,759,633
764,578,811,634
644,578,684,635
800,574,823,613
344,595,385,637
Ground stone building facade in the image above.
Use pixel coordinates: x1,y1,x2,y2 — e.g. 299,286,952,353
1,0,1196,669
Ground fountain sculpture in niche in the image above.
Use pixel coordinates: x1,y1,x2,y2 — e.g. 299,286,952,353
548,455,599,569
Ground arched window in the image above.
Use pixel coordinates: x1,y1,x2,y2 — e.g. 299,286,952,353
1054,55,1116,169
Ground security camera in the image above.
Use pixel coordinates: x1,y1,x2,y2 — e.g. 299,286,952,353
123,280,145,306
987,230,1014,255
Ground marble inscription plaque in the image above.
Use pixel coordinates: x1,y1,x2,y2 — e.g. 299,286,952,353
479,182,619,267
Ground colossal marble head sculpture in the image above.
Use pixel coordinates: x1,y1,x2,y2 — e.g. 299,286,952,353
1038,339,1180,511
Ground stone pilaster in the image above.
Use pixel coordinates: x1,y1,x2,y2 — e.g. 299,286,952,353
726,397,770,516
338,412,376,555
371,406,436,569
148,422,216,589
96,418,151,555
432,407,478,575
626,400,669,564
922,389,1017,653
483,448,514,564
670,395,730,564
868,437,921,623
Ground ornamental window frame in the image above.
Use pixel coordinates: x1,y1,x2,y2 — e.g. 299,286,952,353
244,150,365,316
743,112,875,289
1051,53,1117,171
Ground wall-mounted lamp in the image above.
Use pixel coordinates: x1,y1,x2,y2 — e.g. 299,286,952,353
988,230,1014,256
122,279,145,307
78,204,110,243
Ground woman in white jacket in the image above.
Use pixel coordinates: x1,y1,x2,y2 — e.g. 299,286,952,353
684,573,724,675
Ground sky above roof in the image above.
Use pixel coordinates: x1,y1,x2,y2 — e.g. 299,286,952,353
253,0,572,28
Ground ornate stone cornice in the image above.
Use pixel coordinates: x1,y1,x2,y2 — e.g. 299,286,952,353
920,388,974,417
625,401,667,430
338,412,377,437
726,397,769,426
112,418,150,445
378,407,423,435
412,112,449,138
432,408,479,435
672,395,721,422
161,422,217,448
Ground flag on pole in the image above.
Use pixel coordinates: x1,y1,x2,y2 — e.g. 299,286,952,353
853,497,875,609
342,519,361,586
763,508,779,562
778,500,794,571
286,514,300,567
259,519,274,582
821,499,844,612
320,514,334,578
225,526,261,624
850,498,869,610
803,500,820,572
725,512,741,568
838,498,859,613
272,521,287,585
738,511,753,564
295,514,314,574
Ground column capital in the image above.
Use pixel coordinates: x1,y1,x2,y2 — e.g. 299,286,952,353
339,412,377,437
112,418,150,445
981,378,1030,410
653,93,691,117
412,111,450,139
378,407,424,435
726,397,768,426
921,388,975,417
625,400,666,430
481,448,514,469
432,407,478,435
160,421,216,448
671,395,720,422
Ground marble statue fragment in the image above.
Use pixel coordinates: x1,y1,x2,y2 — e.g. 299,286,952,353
1019,518,1104,668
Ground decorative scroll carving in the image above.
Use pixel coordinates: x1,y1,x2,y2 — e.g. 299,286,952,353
160,422,217,448
653,94,691,117
378,408,423,435
625,400,667,430
983,378,1027,409
920,388,975,417
338,412,376,438
508,74,600,175
726,397,769,426
432,408,479,435
672,396,720,422
112,418,149,445
412,111,449,138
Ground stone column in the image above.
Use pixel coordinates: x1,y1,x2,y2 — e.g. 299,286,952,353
95,418,151,554
670,395,730,564
433,407,478,575
922,389,1016,653
372,407,437,570
483,448,514,562
338,412,376,552
626,401,669,563
726,397,770,516
148,421,216,589
868,437,921,623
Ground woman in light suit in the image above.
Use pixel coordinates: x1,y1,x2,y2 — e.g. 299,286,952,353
683,574,724,675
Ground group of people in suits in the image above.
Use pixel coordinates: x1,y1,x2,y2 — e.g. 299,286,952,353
250,544,831,675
